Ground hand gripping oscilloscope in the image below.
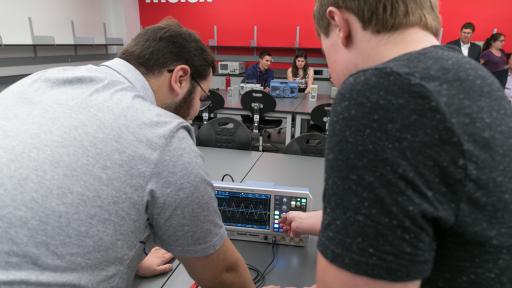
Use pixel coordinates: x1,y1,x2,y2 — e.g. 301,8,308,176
213,181,312,246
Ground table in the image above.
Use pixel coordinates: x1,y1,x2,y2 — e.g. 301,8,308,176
198,146,262,182
135,149,324,288
214,90,306,145
244,152,325,211
158,237,319,288
205,90,334,145
232,237,318,287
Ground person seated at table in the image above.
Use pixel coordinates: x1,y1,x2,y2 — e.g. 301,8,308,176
287,51,315,94
245,50,274,92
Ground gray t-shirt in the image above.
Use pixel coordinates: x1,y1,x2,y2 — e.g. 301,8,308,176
0,58,226,287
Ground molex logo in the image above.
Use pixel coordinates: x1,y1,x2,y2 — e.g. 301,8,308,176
145,0,213,3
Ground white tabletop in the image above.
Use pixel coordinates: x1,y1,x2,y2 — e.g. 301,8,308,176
243,152,325,210
198,146,262,182
135,148,324,288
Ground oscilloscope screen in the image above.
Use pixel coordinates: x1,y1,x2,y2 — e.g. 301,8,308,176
215,190,271,230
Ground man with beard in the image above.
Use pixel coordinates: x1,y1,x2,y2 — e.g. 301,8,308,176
0,19,253,288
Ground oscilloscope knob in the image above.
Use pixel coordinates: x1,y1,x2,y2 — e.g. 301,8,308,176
282,205,288,211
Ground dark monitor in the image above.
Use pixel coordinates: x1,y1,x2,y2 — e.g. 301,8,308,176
216,190,271,230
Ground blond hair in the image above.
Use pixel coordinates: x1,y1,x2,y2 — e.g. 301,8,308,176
314,0,441,37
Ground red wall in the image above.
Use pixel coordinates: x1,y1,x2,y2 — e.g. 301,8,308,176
139,0,511,51
439,0,511,51
139,0,320,48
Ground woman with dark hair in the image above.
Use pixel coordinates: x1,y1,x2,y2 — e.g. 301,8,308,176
287,51,314,93
481,33,509,87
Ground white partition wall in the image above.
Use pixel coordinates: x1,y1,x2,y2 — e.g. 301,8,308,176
0,0,140,77
0,0,139,44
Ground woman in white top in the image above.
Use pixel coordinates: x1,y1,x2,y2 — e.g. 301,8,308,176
505,56,512,102
287,51,314,94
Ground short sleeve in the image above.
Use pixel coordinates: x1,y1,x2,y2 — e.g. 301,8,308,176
480,50,490,62
318,68,465,281
146,126,226,257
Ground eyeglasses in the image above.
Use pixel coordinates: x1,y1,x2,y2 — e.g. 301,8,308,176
191,77,211,101
191,78,212,111
167,68,212,111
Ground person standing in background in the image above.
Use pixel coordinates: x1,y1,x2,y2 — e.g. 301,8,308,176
446,22,481,61
287,51,315,94
505,56,512,101
481,33,509,87
245,50,274,92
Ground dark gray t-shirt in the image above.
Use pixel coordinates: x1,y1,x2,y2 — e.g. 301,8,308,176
0,59,226,287
318,46,512,287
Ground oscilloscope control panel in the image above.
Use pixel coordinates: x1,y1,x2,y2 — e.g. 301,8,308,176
213,181,312,246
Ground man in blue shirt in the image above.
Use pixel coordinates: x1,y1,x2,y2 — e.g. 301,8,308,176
245,50,274,92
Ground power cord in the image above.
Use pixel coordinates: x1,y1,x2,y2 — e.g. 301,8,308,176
221,173,235,182
247,264,263,284
248,236,279,288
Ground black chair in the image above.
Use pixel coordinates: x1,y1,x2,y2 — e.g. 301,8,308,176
284,133,326,157
308,103,332,134
240,89,283,151
197,117,252,150
193,89,225,126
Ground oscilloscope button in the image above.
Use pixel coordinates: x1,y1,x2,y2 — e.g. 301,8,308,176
282,205,287,211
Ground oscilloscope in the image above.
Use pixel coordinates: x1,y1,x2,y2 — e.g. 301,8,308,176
213,181,312,246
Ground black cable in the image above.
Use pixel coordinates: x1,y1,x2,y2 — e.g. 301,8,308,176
247,263,263,283
138,241,148,256
248,236,279,288
241,152,264,182
259,237,279,287
221,173,235,182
